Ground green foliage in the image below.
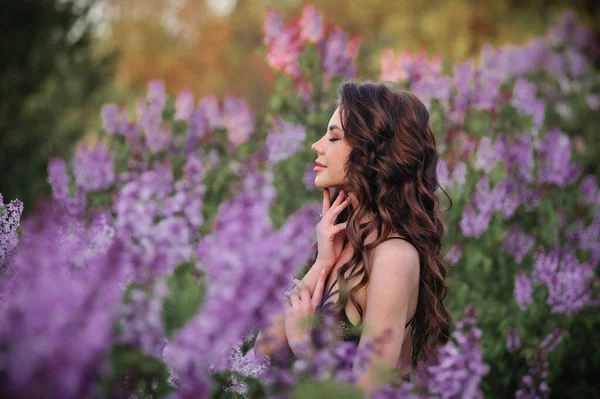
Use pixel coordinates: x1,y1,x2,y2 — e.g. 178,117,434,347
162,262,206,339
100,344,174,398
0,0,118,215
291,379,364,399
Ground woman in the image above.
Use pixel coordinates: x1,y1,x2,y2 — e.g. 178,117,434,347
255,80,452,396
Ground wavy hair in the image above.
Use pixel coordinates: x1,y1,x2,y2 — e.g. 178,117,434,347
306,80,452,367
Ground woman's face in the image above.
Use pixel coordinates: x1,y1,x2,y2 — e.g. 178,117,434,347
310,106,352,190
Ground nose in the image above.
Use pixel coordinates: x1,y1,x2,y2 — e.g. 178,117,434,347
311,138,323,154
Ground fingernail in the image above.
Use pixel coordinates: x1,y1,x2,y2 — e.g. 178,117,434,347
320,270,326,276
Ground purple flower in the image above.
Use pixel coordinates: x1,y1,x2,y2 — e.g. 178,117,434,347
174,89,194,121
265,23,302,78
511,78,545,131
444,245,462,265
223,96,255,148
411,75,453,111
0,196,23,270
265,117,306,164
303,163,317,190
299,4,323,44
319,27,360,82
47,158,87,215
263,8,285,46
73,142,115,192
459,204,492,239
536,128,582,188
506,328,521,352
474,137,504,173
414,305,490,399
503,225,536,264
540,328,564,353
0,205,126,399
516,350,551,399
514,272,533,311
532,247,595,315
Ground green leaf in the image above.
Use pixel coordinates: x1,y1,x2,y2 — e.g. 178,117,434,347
291,379,364,399
162,261,206,338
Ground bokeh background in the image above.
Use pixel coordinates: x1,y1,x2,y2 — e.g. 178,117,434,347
1,1,600,398
2,0,599,217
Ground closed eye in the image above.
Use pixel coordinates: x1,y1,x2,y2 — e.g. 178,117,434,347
329,138,339,142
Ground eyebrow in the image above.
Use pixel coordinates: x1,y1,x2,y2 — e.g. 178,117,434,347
328,125,343,132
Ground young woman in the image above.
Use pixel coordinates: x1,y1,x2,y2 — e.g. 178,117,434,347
255,80,452,396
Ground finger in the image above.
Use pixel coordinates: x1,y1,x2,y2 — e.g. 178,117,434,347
331,189,346,207
300,285,311,311
311,269,327,309
332,222,348,235
328,196,350,220
290,291,301,309
322,188,331,214
293,279,308,296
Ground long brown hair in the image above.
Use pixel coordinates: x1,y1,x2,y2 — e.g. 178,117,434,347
306,79,452,366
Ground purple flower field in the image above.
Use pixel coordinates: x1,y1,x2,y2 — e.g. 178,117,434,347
1,5,599,399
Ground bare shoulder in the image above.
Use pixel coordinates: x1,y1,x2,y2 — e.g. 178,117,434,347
371,237,420,276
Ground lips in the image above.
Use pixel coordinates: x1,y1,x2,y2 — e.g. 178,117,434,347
315,161,326,167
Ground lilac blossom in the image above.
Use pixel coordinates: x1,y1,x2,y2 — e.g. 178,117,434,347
575,217,600,265
220,343,271,396
474,136,504,173
319,27,359,79
265,23,302,78
137,81,171,154
506,328,521,352
48,158,87,216
163,167,320,395
532,247,595,315
223,96,255,148
265,117,306,164
174,89,194,121
299,4,323,44
514,272,533,311
263,8,285,47
511,78,545,131
380,49,442,85
444,245,463,265
459,204,492,239
73,142,115,192
540,328,564,353
407,305,490,399
101,104,130,135
536,128,582,188
411,74,453,111
516,350,551,399
0,195,23,270
503,225,536,264
303,163,317,190
0,203,126,399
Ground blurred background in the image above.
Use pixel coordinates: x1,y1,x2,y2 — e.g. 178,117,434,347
1,0,599,216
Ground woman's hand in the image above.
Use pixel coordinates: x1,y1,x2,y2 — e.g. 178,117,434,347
283,269,327,358
315,188,350,270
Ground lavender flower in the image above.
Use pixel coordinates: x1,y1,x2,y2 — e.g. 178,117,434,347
511,78,545,131
532,247,595,315
514,272,533,311
0,204,126,399
73,142,115,192
516,350,551,399
223,96,255,149
506,328,521,352
503,225,536,264
265,117,306,164
540,328,564,353
536,128,582,188
0,195,23,270
299,4,323,44
303,163,317,190
444,245,462,265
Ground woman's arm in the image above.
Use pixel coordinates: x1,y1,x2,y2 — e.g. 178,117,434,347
351,242,420,397
254,260,331,359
